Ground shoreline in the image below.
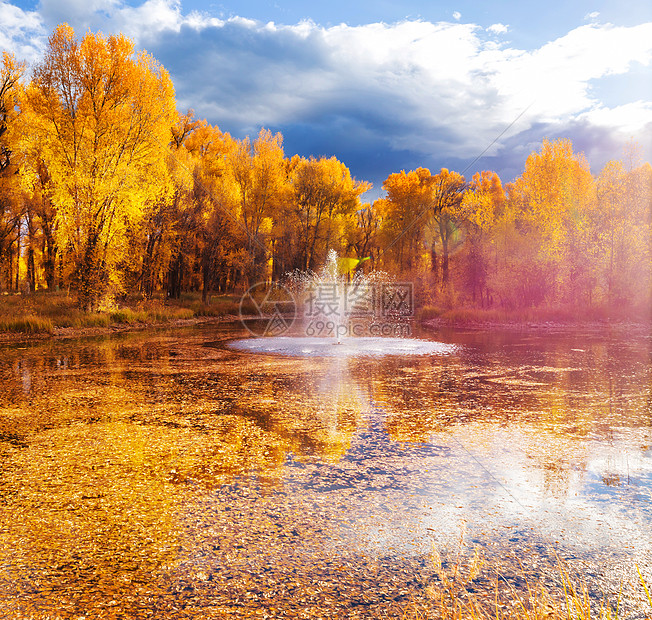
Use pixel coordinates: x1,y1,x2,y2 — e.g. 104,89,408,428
422,316,652,334
2,314,650,346
0,313,652,345
0,315,239,345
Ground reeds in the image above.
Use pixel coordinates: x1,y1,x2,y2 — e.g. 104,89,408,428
403,549,652,620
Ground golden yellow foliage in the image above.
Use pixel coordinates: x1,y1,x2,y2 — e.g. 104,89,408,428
22,24,177,310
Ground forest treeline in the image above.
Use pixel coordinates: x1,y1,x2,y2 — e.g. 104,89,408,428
0,25,650,315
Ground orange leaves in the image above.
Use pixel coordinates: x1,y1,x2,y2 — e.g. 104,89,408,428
0,52,25,273
382,168,433,226
378,168,434,272
508,138,593,232
379,167,466,280
430,168,466,219
463,171,505,233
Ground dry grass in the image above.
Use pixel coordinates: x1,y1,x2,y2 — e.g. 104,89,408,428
403,539,651,620
418,303,650,326
0,314,54,334
0,290,240,334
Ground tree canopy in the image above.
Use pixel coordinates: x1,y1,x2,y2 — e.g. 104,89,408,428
0,25,649,318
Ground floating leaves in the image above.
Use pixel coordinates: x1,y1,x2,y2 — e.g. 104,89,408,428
0,326,650,617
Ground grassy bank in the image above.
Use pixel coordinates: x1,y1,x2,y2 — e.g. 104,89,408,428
417,303,652,328
0,290,248,336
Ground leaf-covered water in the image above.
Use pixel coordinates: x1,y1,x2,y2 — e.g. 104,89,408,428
0,323,650,618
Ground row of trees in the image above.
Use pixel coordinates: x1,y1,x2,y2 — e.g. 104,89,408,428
376,141,651,312
0,27,371,310
1,25,650,313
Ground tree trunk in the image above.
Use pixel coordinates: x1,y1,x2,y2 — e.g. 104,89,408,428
441,225,450,285
201,245,212,305
7,244,13,292
27,246,35,292
58,251,65,290
430,245,438,285
141,233,160,299
167,254,183,299
78,236,102,311
43,235,57,289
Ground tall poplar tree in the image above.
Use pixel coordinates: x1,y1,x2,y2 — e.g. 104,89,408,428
24,25,177,310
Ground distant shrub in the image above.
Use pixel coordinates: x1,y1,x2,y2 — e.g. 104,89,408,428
417,305,443,321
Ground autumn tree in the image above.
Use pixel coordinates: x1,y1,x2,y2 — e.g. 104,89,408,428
287,156,370,271
428,168,466,286
185,121,241,302
160,111,208,299
460,171,505,305
227,128,286,282
0,53,24,292
344,201,381,270
23,25,177,310
379,168,432,273
596,157,652,310
506,139,595,306
0,53,23,175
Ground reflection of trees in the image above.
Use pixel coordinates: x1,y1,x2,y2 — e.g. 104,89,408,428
0,329,650,615
231,363,367,463
348,337,651,445
344,339,651,501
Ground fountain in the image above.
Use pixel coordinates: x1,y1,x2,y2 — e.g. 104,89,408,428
228,335,457,357
231,251,457,357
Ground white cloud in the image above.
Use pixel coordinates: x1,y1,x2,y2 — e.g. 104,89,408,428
0,0,651,182
585,11,600,21
0,1,45,62
580,101,652,134
487,23,508,35
486,23,652,125
452,11,461,21
114,0,187,39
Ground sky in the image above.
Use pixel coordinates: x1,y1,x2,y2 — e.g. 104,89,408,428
1,0,651,198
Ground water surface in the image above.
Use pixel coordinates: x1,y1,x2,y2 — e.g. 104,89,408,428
0,323,650,618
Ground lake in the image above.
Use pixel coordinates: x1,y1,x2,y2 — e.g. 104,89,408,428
0,322,650,618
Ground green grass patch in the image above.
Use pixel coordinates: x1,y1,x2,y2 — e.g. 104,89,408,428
72,313,112,328
109,308,148,324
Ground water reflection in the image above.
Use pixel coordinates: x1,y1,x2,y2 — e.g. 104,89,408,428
0,325,650,617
